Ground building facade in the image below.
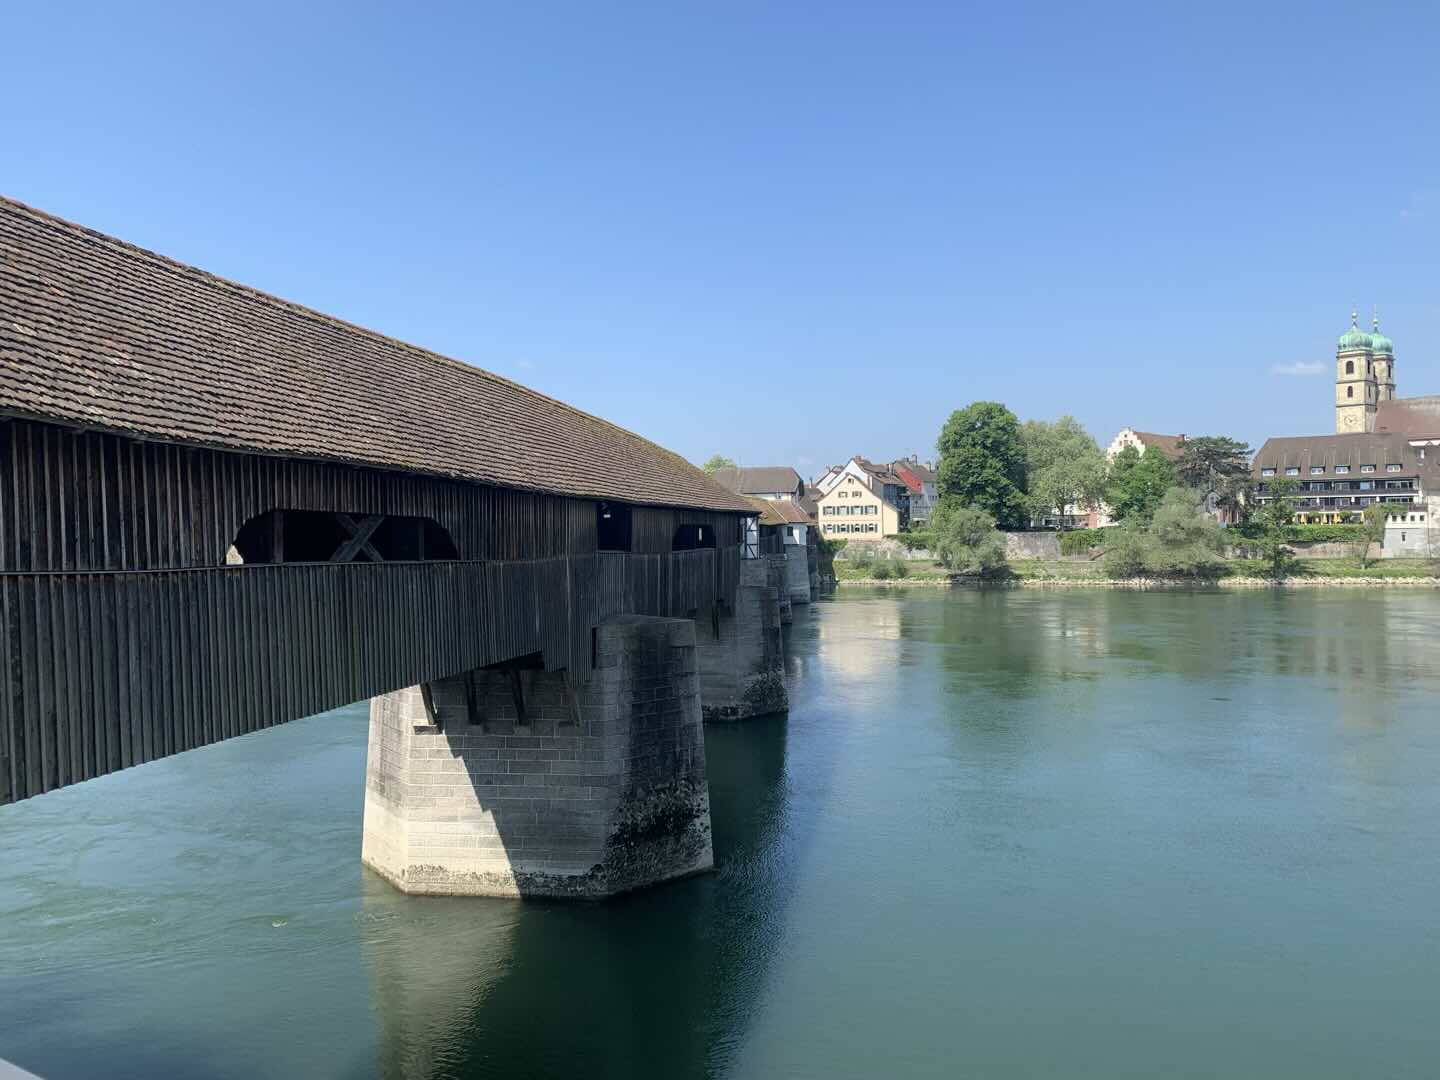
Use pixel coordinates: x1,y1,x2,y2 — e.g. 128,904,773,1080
815,472,904,541
1251,432,1430,523
891,457,938,527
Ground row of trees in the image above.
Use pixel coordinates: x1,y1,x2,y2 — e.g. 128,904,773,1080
935,400,1252,530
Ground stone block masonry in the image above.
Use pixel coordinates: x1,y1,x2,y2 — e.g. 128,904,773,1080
362,615,712,899
784,542,812,605
694,558,789,722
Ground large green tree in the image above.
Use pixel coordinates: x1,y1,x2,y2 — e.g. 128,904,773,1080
1358,501,1394,568
936,402,1028,529
1021,416,1107,527
1255,476,1300,577
1106,445,1176,525
1176,435,1252,522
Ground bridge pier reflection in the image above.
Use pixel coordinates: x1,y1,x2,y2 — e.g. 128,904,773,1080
361,709,793,1079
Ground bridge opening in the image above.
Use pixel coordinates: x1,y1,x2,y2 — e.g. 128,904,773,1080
671,524,717,551
231,510,460,564
596,502,632,551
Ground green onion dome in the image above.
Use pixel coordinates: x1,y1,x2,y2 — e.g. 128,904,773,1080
1337,311,1372,351
1370,316,1393,355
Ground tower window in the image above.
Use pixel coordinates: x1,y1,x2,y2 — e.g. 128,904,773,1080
1346,360,1354,374
1347,386,1354,398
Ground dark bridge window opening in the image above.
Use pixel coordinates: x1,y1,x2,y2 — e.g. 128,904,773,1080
671,524,716,551
597,502,632,552
231,510,459,564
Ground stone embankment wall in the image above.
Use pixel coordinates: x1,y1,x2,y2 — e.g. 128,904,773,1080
1003,532,1060,560
362,615,712,899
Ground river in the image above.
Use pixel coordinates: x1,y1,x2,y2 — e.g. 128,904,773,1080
3,589,1439,1078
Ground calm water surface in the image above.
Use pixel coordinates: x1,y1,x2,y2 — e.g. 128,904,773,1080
3,589,1440,1078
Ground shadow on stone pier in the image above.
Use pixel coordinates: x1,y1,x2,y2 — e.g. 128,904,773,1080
361,615,712,899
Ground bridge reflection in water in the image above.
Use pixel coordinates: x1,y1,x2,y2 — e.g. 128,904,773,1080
362,712,793,1080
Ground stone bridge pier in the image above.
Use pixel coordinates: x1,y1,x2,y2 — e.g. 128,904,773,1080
362,615,712,899
693,558,788,723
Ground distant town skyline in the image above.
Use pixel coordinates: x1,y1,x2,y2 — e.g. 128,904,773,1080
3,2,1435,469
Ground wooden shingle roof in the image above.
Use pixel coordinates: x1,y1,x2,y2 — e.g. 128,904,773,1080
0,196,751,513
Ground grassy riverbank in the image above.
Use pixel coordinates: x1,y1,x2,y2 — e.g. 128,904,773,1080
834,557,1440,587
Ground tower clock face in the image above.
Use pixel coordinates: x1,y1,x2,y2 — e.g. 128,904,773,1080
1343,413,1360,430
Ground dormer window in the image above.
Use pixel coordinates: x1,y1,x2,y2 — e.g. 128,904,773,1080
1335,465,1350,474
1310,466,1325,475
1284,467,1300,476
1386,464,1402,473
1361,464,1376,474
1261,468,1276,477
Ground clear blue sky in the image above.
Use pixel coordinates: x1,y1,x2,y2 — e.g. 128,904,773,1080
3,2,1436,476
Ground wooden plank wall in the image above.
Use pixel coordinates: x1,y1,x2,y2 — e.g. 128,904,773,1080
0,419,747,805
0,419,742,571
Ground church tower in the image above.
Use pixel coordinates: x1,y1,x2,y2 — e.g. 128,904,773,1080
1335,309,1377,433
1371,309,1396,403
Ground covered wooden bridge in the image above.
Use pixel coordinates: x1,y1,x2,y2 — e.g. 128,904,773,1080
0,196,767,895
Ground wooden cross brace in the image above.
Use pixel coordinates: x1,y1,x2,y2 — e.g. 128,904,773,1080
331,513,385,562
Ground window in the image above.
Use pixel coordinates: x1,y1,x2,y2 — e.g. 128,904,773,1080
1311,467,1325,475
597,502,633,551
1386,464,1402,472
1345,360,1354,374
1347,386,1354,399
231,509,460,564
1361,464,1375,473
1335,465,1350,474
1284,468,1299,476
671,524,715,551
1261,468,1276,477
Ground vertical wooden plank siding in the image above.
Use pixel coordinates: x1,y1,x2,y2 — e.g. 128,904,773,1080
0,419,746,804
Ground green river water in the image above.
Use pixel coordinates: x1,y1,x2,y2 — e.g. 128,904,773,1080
2,589,1438,1078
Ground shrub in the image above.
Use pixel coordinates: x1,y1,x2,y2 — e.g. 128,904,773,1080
1059,529,1105,555
1227,522,1364,543
1101,528,1151,578
891,559,910,578
930,503,1009,575
1146,488,1223,576
871,559,895,580
897,531,935,551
